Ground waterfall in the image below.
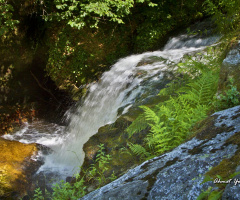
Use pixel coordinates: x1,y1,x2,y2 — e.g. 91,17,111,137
3,33,220,180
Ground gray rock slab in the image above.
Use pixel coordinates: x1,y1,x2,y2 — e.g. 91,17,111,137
80,106,240,200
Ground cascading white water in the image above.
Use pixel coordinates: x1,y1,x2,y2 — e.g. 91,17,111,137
2,33,220,180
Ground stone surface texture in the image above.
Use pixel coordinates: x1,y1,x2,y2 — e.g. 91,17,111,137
80,106,240,200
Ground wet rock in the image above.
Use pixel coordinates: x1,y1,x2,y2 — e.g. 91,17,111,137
82,115,144,178
218,40,240,92
137,56,167,67
81,71,175,186
80,105,240,200
0,138,43,199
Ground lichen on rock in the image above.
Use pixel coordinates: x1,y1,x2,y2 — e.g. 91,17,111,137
80,105,240,200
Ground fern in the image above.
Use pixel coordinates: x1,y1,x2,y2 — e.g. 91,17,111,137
126,114,148,138
127,71,219,158
158,76,188,97
182,71,219,106
139,105,160,125
126,52,221,159
128,143,152,159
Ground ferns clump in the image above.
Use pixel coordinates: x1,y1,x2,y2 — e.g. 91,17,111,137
126,52,220,159
126,114,148,138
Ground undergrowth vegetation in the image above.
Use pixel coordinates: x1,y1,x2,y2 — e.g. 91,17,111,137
126,46,240,162
33,144,116,200
213,77,240,110
126,50,221,160
83,143,116,186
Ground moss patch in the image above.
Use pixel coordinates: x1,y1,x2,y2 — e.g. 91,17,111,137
193,114,235,141
203,131,240,192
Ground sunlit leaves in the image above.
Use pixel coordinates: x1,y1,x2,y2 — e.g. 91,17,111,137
0,0,19,37
127,53,220,158
51,0,156,29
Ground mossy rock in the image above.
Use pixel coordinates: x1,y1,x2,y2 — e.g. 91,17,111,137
81,109,149,190
218,41,240,93
0,138,42,199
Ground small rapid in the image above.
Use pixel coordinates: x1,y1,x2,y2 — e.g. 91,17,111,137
2,33,220,182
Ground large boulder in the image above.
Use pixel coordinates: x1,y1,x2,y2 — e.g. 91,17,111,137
80,105,240,199
0,138,43,199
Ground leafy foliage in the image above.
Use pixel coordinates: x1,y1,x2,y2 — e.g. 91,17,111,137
42,0,208,90
128,142,151,159
51,174,86,200
144,72,217,154
47,0,156,29
126,114,148,138
33,173,86,200
84,143,115,186
213,78,240,110
33,143,116,199
46,29,89,88
0,0,19,38
133,0,205,51
203,0,240,33
33,188,44,200
126,53,220,158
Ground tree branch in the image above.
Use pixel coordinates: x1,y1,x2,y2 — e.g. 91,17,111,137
30,71,61,104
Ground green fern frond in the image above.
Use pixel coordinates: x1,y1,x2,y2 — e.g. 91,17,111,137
149,122,165,134
182,72,219,106
126,55,220,161
128,143,151,159
140,105,160,125
126,114,148,137
158,76,187,97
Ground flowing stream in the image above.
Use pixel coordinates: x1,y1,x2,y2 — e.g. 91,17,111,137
2,31,220,183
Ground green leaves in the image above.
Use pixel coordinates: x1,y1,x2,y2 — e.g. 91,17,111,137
128,143,151,159
0,0,19,38
51,177,86,200
32,144,113,199
213,78,240,110
51,0,155,29
126,114,148,137
85,144,115,187
183,71,219,106
203,0,240,32
46,30,89,88
126,54,220,159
